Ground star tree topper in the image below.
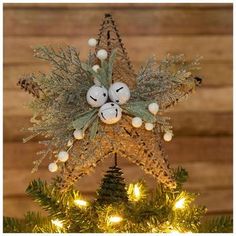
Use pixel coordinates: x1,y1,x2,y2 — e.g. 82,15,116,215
18,14,202,190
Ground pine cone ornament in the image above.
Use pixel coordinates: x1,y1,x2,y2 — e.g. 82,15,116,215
96,160,128,204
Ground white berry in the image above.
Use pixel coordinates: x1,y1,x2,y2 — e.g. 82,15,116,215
73,129,84,140
148,102,159,115
145,123,154,131
58,151,69,162
88,38,97,47
132,117,142,128
96,49,108,60
92,64,100,72
109,82,130,105
86,85,108,107
48,162,58,172
163,132,173,142
99,102,122,124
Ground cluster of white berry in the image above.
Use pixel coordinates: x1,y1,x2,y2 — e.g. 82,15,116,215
48,150,69,172
131,102,173,141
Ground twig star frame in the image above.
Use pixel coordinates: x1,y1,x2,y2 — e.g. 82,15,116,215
18,13,202,190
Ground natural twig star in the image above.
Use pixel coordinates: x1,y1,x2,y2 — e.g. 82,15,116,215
18,13,202,190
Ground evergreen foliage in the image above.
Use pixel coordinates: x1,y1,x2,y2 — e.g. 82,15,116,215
3,167,233,233
199,216,233,233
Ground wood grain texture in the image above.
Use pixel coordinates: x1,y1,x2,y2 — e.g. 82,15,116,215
4,36,232,64
3,3,232,220
3,3,233,9
4,6,232,36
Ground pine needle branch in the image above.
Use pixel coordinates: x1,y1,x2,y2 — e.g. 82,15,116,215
3,217,25,233
26,179,68,218
199,216,233,233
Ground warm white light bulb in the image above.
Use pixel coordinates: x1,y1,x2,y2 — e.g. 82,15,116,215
51,219,63,229
108,215,123,224
74,199,88,207
174,197,186,209
133,184,141,200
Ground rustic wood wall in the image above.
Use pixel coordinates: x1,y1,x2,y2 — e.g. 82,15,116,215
3,3,232,219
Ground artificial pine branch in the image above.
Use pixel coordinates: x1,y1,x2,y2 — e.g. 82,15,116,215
173,166,189,188
3,167,233,233
199,216,233,233
26,179,70,219
3,212,55,233
133,54,202,110
3,217,25,233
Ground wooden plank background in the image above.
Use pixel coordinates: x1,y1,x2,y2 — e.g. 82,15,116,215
3,3,233,220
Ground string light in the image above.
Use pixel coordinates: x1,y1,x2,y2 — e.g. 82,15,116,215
127,183,143,202
133,184,141,200
174,197,186,209
51,219,63,229
108,215,123,224
74,199,88,207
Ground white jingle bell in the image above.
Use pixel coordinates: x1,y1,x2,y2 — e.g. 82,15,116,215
109,82,130,105
73,129,84,140
86,85,108,107
145,123,154,131
92,64,100,72
163,131,173,142
88,38,97,47
98,102,122,124
132,117,142,128
148,102,159,115
58,151,69,162
48,162,58,172
96,49,108,60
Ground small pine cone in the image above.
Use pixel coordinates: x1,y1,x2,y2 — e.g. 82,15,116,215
17,75,41,98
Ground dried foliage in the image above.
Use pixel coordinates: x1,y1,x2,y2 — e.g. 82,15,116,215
133,55,201,110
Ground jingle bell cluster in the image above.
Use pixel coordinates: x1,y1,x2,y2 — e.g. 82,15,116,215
86,82,130,124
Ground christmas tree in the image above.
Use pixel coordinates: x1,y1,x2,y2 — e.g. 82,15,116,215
4,163,232,233
5,13,232,233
